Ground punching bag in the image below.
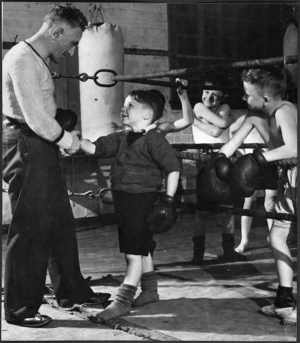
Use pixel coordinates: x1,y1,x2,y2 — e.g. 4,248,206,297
79,23,124,140
283,22,298,89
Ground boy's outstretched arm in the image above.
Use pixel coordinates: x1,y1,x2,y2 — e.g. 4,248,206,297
219,118,254,157
166,171,180,197
172,79,194,131
80,138,96,154
156,79,193,134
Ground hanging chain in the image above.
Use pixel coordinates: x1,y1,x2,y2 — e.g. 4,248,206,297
88,2,110,28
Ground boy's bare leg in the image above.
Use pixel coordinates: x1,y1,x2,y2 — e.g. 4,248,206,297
235,192,257,252
133,253,159,307
221,214,247,261
269,224,293,288
124,254,143,286
259,222,296,322
142,253,154,273
264,189,277,230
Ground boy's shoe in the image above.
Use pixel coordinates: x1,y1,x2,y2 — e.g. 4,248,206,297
281,307,297,326
259,304,294,319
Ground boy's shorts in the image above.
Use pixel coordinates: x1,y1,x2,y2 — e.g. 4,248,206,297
113,190,158,256
273,166,297,229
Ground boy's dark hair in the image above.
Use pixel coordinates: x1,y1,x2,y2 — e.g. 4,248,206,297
129,89,166,122
241,67,285,98
202,73,227,93
45,5,88,31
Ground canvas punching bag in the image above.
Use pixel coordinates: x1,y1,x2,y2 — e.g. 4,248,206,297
79,23,124,140
283,22,298,89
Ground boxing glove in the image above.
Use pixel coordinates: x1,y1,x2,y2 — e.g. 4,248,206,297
146,194,178,234
253,164,279,190
231,148,268,197
55,108,78,132
213,153,233,181
197,153,233,204
100,188,114,205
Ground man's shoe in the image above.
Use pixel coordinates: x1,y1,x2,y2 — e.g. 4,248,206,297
81,292,111,305
17,313,52,327
259,304,294,319
281,307,297,326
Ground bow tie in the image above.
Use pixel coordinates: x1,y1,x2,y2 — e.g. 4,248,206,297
127,130,146,145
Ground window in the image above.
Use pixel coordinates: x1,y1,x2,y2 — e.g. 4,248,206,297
167,3,296,109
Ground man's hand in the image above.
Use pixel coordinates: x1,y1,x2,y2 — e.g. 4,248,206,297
64,130,81,155
80,138,96,155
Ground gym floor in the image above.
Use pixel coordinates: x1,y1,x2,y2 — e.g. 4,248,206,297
1,213,297,341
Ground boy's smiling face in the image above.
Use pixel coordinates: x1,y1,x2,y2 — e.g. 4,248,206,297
120,95,151,129
242,81,265,112
202,89,223,108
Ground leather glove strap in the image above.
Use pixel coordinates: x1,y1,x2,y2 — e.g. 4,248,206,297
253,148,268,166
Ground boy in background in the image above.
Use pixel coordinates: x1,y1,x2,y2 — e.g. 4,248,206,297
218,67,297,325
191,76,245,263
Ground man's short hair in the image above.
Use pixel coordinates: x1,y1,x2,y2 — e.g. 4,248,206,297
45,5,88,31
129,89,166,122
241,67,285,98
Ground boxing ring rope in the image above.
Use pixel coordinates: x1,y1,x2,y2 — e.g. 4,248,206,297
110,55,298,82
177,189,297,222
65,186,297,223
4,145,294,223
172,143,267,150
61,147,297,223
175,149,298,168
219,208,297,222
52,55,298,87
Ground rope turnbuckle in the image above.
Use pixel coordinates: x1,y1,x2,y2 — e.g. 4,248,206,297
52,69,118,87
68,188,112,201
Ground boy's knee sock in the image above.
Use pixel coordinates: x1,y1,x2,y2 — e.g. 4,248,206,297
95,283,137,321
132,271,159,307
274,286,296,308
191,235,206,262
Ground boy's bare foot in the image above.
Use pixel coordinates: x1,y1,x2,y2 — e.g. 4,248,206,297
235,241,249,253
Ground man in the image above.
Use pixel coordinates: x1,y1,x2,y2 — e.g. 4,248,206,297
2,5,110,327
